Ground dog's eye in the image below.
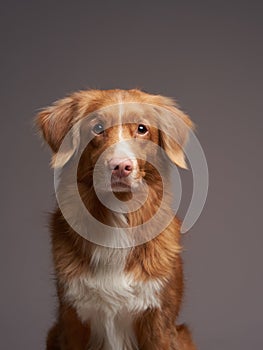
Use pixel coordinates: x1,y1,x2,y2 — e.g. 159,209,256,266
137,124,148,135
92,123,104,135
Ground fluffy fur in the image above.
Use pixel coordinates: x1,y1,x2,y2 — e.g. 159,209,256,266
37,89,196,350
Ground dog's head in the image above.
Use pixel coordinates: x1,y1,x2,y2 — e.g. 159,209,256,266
37,89,193,193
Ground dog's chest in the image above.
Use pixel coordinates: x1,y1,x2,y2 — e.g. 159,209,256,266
64,249,163,350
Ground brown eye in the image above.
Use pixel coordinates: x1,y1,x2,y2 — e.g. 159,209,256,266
92,123,104,135
137,124,148,134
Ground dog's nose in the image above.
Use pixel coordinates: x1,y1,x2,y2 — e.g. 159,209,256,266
108,158,133,177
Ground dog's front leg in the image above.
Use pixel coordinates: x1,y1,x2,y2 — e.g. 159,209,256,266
46,306,91,350
134,308,176,350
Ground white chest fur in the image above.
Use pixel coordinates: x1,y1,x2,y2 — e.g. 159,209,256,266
64,247,164,350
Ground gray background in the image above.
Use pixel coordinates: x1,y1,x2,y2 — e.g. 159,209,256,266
1,1,262,349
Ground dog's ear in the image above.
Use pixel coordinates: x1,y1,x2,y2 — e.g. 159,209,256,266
36,95,79,167
157,98,194,169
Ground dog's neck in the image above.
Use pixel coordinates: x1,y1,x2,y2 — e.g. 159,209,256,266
79,178,166,227
70,165,174,252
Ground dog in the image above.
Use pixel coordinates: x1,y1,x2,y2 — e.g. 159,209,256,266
37,89,197,350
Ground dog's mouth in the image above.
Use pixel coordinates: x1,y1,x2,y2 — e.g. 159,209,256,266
110,180,132,192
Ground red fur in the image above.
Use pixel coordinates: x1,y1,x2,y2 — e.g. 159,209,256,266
37,89,196,350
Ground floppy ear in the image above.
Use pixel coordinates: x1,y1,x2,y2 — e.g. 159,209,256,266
36,96,79,167
157,99,194,169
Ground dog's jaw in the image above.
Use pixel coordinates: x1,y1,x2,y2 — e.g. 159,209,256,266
111,181,132,192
